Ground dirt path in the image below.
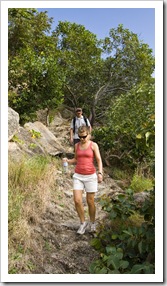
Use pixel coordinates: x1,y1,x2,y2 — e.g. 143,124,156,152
30,168,123,274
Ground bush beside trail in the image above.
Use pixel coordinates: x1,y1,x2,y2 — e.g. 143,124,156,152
89,188,155,274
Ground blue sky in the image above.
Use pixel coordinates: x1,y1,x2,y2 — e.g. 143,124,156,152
37,8,155,55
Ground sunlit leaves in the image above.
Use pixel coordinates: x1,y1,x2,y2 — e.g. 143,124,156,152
8,9,64,123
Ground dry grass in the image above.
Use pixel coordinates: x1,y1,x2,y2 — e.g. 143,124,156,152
8,155,60,273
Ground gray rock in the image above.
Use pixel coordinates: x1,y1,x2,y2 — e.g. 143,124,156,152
133,191,150,203
24,121,64,156
8,107,19,141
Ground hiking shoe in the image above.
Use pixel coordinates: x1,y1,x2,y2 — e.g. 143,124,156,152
77,222,88,234
90,222,96,233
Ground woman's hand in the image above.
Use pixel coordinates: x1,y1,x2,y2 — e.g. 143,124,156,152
62,157,68,163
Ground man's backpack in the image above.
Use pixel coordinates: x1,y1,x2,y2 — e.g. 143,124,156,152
73,116,88,134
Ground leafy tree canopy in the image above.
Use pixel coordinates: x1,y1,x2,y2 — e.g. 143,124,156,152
93,24,155,123
52,21,103,111
93,78,155,170
8,8,64,123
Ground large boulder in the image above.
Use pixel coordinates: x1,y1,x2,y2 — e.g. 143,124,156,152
8,142,25,162
24,121,65,156
8,107,74,161
8,107,19,141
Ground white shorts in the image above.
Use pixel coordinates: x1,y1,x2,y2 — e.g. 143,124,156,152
73,173,98,193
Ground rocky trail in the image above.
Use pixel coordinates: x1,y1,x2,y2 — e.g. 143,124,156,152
30,166,124,274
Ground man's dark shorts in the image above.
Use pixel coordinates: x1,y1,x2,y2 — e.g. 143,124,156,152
74,139,80,145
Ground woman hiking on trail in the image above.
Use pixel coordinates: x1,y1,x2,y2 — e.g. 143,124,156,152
63,126,103,235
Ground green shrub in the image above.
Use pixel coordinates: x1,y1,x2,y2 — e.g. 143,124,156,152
89,188,155,274
130,173,153,193
93,81,155,174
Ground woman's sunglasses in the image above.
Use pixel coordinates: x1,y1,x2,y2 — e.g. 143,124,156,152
79,135,87,139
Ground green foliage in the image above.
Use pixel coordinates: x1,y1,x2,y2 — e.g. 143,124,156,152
8,9,64,124
93,80,155,173
28,143,37,149
89,247,129,274
130,173,153,193
12,135,24,145
89,188,155,274
93,24,155,122
8,8,52,57
110,168,128,181
103,24,154,84
53,21,103,109
29,129,42,139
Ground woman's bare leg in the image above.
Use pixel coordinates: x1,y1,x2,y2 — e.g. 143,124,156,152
73,190,85,223
86,192,96,222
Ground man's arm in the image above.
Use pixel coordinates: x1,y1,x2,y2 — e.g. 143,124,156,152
70,128,73,145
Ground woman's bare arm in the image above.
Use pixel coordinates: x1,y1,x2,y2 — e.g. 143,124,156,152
92,142,103,182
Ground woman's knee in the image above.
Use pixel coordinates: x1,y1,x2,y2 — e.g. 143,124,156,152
74,198,82,206
87,195,95,206
73,191,83,206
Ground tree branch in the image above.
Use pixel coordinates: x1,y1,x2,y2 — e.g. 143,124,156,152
65,84,77,107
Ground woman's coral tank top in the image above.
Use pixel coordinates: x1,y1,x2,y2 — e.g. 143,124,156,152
75,141,96,175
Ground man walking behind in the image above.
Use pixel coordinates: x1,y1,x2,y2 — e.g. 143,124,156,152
70,107,91,145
